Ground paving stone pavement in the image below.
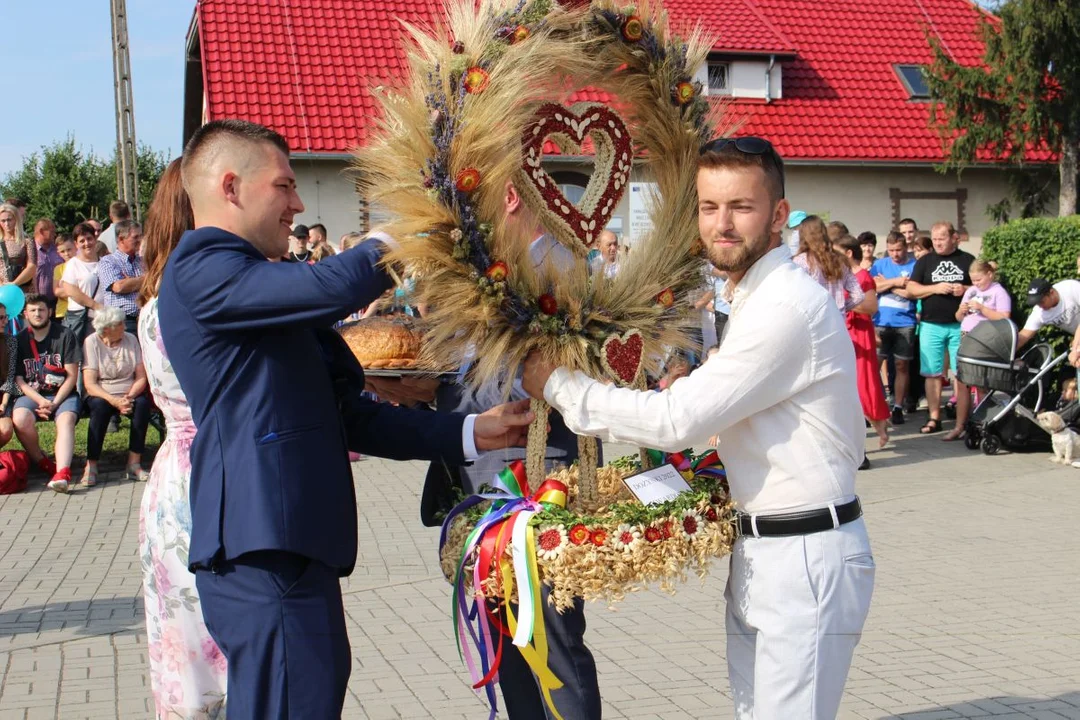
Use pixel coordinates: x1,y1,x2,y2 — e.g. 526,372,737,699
1,424,1079,719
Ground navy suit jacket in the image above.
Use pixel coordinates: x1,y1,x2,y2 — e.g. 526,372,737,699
159,227,465,575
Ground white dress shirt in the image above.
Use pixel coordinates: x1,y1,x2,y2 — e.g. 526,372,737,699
543,245,864,514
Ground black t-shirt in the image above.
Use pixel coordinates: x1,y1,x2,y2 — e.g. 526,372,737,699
16,324,81,394
911,249,975,324
286,251,312,263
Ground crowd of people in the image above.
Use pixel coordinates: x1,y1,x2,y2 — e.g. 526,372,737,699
0,199,160,491
0,196,371,494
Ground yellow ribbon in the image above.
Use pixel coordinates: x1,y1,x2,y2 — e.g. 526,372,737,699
501,524,565,720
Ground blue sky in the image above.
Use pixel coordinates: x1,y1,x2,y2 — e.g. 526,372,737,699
0,0,196,177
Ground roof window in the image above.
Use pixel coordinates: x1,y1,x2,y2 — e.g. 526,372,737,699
895,65,931,100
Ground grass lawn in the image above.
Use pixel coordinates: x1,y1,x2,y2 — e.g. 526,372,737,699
7,415,163,470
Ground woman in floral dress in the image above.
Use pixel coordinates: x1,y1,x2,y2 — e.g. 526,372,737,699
137,159,227,718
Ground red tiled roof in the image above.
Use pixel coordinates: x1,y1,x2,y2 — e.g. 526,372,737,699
192,0,1017,163
196,0,443,153
668,0,796,55
732,0,1006,162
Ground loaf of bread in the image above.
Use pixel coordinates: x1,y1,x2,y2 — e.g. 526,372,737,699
338,318,421,369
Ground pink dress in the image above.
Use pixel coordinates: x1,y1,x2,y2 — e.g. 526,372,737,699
138,297,227,719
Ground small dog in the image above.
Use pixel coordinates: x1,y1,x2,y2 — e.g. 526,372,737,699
1035,411,1080,465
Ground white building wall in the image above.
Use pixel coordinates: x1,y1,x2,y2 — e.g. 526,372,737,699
784,165,1019,255
291,160,366,242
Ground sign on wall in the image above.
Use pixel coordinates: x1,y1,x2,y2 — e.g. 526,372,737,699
628,182,658,246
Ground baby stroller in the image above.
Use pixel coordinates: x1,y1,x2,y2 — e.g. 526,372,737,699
955,319,1069,455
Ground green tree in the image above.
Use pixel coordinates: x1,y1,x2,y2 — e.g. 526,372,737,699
925,0,1080,216
0,138,167,233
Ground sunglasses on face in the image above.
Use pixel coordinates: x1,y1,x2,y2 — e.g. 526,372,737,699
700,136,786,197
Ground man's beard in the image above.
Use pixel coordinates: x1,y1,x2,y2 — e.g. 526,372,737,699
27,316,50,330
705,227,774,274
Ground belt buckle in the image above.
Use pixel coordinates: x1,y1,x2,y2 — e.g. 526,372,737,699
732,513,744,540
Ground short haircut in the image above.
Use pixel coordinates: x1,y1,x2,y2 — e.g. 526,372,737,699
931,221,956,236
181,119,291,192
23,293,47,309
697,138,785,204
885,230,906,245
310,223,327,236
56,233,73,246
857,231,877,248
73,221,96,238
113,219,141,241
109,200,131,220
4,197,25,209
898,218,918,229
914,236,934,252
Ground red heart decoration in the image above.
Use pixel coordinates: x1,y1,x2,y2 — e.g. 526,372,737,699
601,330,644,386
520,102,633,255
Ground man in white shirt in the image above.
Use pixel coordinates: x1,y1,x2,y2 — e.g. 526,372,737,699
97,200,131,254
1019,278,1080,366
523,137,874,719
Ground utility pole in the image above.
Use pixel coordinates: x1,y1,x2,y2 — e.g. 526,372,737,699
111,0,140,219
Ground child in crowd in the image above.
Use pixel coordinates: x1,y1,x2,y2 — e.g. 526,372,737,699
956,260,1011,407
52,235,76,319
957,260,1012,332
1056,378,1080,430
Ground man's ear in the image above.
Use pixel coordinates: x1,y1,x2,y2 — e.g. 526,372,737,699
771,198,791,235
222,172,241,206
505,180,521,215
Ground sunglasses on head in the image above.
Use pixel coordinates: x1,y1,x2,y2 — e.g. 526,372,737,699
700,136,785,197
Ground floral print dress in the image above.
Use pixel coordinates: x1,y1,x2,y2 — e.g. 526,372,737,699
138,297,227,719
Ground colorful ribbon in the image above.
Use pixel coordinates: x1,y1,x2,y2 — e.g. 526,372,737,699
645,448,727,481
439,460,569,720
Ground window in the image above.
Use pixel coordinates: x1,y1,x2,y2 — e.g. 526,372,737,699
550,170,590,209
707,62,731,95
895,65,931,100
558,182,587,207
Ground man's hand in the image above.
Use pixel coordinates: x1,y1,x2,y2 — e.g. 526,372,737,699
951,284,965,297
522,351,557,401
363,376,440,406
35,401,54,419
473,399,535,452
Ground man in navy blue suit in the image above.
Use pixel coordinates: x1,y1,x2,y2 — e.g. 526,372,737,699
159,119,534,719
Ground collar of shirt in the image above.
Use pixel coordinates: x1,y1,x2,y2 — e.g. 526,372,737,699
720,244,791,316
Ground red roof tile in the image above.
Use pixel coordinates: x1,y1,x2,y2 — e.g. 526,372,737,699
193,0,1021,163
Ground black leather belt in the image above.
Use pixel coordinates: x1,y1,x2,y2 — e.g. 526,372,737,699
736,497,862,538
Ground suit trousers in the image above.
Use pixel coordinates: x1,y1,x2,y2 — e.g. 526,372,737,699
725,517,874,720
490,588,601,720
195,551,351,720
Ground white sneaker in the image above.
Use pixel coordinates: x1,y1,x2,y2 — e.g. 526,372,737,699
47,478,69,494
1071,460,1080,469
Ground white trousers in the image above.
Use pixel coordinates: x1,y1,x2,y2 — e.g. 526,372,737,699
725,516,875,720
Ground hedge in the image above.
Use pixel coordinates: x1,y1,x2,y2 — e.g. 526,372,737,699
982,215,1080,333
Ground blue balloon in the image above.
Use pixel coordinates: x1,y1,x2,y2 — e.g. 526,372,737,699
0,284,25,318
